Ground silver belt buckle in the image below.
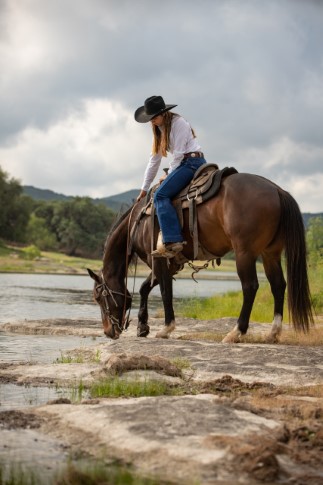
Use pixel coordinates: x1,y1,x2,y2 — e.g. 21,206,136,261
191,153,196,157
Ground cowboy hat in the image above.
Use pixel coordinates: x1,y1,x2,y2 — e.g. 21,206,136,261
134,96,177,123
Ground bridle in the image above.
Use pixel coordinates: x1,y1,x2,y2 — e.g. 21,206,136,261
95,203,141,336
95,274,132,334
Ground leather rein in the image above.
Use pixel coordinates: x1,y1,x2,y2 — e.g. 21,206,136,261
97,203,140,334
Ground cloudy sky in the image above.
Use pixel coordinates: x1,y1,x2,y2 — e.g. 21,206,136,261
0,0,322,212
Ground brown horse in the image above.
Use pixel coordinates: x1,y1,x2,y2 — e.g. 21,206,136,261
88,171,313,342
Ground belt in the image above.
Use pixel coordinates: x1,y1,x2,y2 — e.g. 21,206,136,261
183,151,204,159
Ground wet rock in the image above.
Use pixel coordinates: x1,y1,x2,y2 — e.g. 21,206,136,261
103,352,182,377
47,398,72,405
1,316,323,483
0,410,43,430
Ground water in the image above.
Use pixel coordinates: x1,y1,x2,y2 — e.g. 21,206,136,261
0,272,241,410
0,272,242,323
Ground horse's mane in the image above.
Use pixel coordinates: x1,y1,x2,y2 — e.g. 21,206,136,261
108,205,134,236
103,204,134,259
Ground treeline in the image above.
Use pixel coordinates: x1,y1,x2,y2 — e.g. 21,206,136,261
1,165,323,262
0,166,116,259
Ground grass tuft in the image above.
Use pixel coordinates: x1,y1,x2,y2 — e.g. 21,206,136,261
54,352,84,364
170,357,192,370
0,463,38,485
89,376,181,399
55,461,166,485
0,460,166,485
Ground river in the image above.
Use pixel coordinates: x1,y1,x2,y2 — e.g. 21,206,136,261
0,272,242,324
0,272,242,409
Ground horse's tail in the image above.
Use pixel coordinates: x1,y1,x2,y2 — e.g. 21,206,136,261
278,189,314,332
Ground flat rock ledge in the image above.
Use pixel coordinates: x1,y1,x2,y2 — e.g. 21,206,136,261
1,317,323,484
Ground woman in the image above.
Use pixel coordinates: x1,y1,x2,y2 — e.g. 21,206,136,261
135,95,206,257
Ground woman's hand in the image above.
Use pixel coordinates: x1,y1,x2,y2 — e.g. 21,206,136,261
136,190,147,202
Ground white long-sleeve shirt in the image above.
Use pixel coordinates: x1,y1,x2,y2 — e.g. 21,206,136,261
141,115,202,191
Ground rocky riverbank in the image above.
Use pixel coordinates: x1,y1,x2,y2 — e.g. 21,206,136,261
1,317,323,484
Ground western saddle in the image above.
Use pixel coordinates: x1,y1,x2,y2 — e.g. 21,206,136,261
142,163,238,262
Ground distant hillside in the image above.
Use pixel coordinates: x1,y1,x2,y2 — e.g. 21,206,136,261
94,190,139,212
23,186,140,213
302,212,323,228
23,185,73,202
23,185,322,224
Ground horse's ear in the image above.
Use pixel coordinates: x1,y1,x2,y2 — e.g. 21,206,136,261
87,268,101,284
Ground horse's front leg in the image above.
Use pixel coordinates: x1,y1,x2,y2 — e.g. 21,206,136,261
154,259,176,339
137,272,159,337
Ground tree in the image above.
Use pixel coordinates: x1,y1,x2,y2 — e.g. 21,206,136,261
0,166,31,242
27,213,58,250
307,216,323,265
33,197,116,257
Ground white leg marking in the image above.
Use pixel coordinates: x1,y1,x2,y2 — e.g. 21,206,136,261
265,314,282,343
222,324,241,343
156,320,176,339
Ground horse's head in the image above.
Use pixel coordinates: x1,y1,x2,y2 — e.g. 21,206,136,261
87,268,132,340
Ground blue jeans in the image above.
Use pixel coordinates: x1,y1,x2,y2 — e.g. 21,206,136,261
154,156,206,243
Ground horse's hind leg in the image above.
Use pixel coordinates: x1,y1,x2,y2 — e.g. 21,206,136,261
137,272,159,337
262,254,286,343
222,254,259,343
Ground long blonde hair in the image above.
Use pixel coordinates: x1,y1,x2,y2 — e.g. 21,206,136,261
151,112,196,156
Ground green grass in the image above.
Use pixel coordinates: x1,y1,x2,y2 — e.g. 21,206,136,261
89,376,181,399
0,460,168,485
170,357,192,370
54,352,84,364
308,259,323,312
0,240,237,277
54,462,166,485
0,241,102,274
180,260,323,322
0,464,37,485
54,349,101,365
180,285,282,322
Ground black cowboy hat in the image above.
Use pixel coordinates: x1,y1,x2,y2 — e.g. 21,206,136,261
134,96,177,123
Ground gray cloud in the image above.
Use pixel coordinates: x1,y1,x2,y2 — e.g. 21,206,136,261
0,0,322,212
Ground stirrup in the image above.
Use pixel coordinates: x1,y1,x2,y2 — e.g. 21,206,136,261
151,248,176,258
151,241,185,258
165,242,184,253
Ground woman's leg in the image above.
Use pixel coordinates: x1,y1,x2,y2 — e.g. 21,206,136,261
154,158,205,243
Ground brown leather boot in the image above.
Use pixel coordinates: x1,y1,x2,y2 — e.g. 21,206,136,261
151,242,184,258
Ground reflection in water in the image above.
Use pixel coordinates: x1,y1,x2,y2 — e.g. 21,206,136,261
0,383,82,411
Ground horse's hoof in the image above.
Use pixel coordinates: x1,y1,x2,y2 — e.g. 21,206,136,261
155,332,170,339
222,335,237,343
264,334,279,344
137,325,150,337
222,330,241,343
155,322,175,339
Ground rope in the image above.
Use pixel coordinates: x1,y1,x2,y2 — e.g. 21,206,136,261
122,203,140,330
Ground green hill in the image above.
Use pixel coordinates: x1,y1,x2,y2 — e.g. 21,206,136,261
23,186,139,213
23,185,73,202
